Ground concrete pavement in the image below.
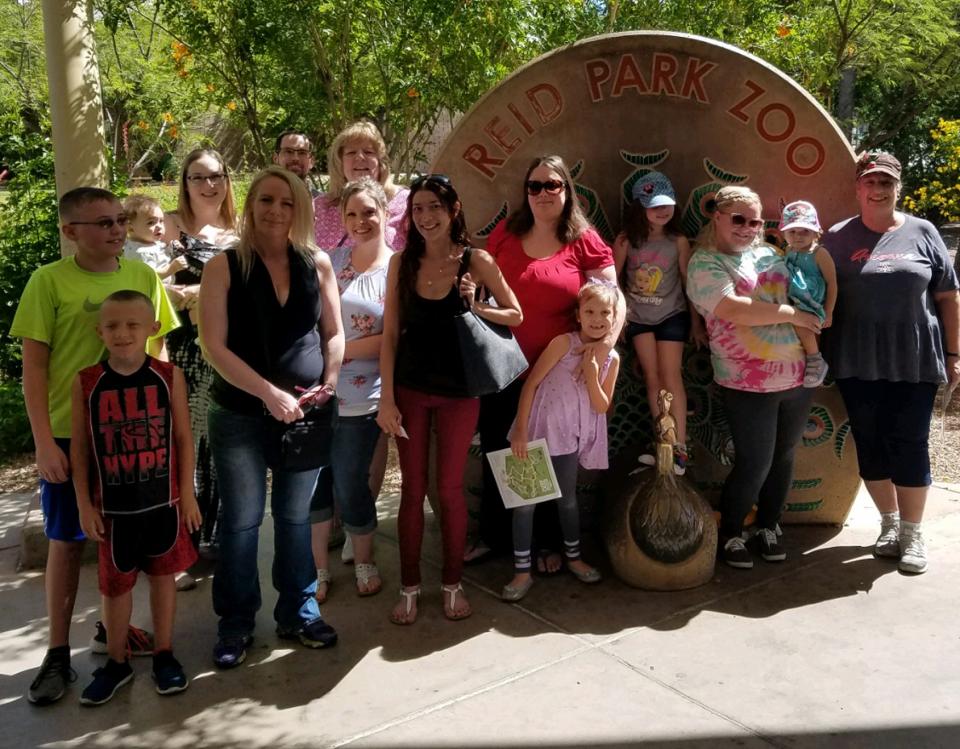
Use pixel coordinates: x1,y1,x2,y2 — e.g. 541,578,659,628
1,483,959,748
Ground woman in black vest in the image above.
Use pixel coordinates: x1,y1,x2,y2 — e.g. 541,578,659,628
199,166,344,668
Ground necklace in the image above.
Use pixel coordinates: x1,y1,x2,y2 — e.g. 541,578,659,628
424,247,462,286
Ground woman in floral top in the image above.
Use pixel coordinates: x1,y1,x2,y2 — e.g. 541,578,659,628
314,121,408,252
309,178,392,599
686,186,821,570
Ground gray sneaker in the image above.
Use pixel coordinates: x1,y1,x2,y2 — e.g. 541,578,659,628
27,649,76,705
803,354,828,388
899,532,928,574
874,521,901,559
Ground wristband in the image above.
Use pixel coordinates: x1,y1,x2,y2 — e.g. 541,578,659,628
947,351,959,357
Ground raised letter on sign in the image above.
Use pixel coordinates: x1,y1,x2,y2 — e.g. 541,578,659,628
526,83,563,125
728,79,765,123
650,53,679,96
611,54,649,97
585,59,612,103
463,144,505,180
680,57,717,103
483,116,521,154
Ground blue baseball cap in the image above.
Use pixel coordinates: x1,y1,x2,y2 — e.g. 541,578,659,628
632,171,676,208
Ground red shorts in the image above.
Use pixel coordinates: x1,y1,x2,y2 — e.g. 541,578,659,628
98,504,197,598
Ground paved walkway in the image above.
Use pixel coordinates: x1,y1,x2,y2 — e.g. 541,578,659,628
1,483,959,748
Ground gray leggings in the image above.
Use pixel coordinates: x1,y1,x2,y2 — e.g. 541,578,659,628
512,452,581,571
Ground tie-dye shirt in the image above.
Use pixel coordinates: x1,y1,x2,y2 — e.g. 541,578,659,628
687,244,804,393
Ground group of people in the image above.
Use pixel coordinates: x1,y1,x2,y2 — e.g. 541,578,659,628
12,116,959,709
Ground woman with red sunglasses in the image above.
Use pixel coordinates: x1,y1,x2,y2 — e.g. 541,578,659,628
686,186,821,570
467,155,623,575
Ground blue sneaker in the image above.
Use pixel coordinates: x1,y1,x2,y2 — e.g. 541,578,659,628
152,650,189,695
277,618,338,649
212,634,252,669
79,658,133,706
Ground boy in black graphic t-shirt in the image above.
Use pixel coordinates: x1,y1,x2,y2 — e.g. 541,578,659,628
71,290,201,706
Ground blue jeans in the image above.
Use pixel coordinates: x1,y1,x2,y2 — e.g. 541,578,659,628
208,402,323,638
310,413,381,534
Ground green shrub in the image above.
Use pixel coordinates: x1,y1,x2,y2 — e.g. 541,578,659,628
0,122,60,382
0,379,32,460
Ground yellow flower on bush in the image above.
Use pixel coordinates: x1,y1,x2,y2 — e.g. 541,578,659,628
905,119,960,224
226,101,237,111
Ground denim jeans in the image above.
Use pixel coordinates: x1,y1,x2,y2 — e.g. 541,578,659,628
208,402,323,638
310,413,381,534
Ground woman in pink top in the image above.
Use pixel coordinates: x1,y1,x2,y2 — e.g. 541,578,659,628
467,155,623,572
314,121,409,252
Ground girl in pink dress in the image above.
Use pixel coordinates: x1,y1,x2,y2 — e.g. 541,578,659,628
504,280,622,601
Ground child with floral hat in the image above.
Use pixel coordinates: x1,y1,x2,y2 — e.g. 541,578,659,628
780,200,837,387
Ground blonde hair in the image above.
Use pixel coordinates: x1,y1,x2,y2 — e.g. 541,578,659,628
578,279,622,312
339,177,388,223
236,166,318,279
123,194,162,221
325,121,397,202
694,186,763,252
177,148,238,234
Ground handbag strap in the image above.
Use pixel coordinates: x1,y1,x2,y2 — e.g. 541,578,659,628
455,246,475,311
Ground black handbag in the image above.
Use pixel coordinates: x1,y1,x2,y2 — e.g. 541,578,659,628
247,253,338,472
264,398,338,472
453,247,528,397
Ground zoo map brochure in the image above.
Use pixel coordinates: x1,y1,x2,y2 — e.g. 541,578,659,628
486,439,562,509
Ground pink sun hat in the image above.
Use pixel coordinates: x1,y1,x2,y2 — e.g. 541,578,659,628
779,200,821,232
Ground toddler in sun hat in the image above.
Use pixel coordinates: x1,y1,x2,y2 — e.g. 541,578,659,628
779,200,837,388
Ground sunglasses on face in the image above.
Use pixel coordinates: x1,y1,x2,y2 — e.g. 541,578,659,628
526,179,565,196
187,173,227,185
410,173,452,189
718,211,764,230
69,216,130,230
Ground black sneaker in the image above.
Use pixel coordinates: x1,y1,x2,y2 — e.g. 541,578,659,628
721,536,754,569
755,527,786,562
27,647,76,705
212,634,252,669
277,618,338,649
79,658,133,706
90,621,154,657
152,650,189,695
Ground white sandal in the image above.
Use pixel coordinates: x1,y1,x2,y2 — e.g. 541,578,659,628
390,587,420,625
315,569,332,602
440,582,472,621
355,562,382,597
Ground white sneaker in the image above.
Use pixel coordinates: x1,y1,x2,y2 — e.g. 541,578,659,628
898,532,928,574
874,521,901,559
341,534,354,564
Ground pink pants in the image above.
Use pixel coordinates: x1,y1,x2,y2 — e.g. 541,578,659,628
395,386,480,586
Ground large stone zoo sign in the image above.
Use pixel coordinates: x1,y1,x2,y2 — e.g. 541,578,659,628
433,32,862,528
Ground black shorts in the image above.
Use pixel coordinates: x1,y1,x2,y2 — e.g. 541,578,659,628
626,310,690,343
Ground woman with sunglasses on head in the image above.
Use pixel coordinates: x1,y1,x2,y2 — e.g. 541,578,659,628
821,152,960,574
163,148,240,580
686,186,821,570
467,155,622,574
378,174,522,624
314,120,409,252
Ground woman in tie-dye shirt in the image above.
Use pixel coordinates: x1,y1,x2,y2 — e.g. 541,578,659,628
686,186,821,571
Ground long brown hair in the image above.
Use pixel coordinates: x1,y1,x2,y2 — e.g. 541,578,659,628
505,155,589,244
397,176,470,320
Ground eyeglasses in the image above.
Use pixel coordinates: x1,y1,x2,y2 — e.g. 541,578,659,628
279,148,312,158
411,173,451,189
68,216,129,230
718,211,764,230
186,173,227,185
525,179,565,196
